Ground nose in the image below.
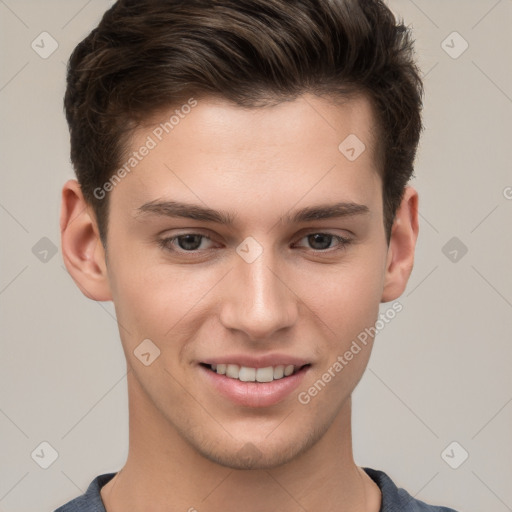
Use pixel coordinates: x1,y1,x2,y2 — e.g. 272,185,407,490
219,248,299,341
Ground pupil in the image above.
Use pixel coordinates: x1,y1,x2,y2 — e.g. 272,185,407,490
179,234,202,251
309,234,331,250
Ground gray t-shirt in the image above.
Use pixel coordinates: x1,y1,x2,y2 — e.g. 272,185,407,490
54,467,460,511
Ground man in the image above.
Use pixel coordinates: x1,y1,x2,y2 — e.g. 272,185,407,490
56,0,459,510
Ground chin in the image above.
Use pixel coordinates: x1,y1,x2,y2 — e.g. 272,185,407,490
204,447,296,470
193,426,323,471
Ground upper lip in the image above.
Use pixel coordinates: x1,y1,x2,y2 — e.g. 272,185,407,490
200,354,311,369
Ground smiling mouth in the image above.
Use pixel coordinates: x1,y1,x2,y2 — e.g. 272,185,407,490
200,363,311,382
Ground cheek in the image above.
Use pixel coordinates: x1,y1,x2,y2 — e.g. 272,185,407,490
107,230,386,355
107,247,217,353
294,257,385,413
294,252,386,344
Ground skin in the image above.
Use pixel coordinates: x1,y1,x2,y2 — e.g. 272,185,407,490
60,93,418,512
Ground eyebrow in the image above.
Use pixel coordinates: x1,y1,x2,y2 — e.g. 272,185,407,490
134,199,370,225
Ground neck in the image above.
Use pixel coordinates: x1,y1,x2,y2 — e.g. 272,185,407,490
100,372,381,512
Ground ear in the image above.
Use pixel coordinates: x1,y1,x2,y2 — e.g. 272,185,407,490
60,179,112,301
381,186,419,303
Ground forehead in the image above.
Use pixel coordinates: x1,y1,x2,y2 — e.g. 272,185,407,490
110,93,382,222
135,92,379,162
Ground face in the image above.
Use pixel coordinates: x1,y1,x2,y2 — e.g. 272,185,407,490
68,93,411,470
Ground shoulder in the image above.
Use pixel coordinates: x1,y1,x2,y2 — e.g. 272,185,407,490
54,473,116,512
54,468,460,511
363,467,460,512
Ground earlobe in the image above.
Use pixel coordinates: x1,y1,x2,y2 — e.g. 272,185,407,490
60,179,112,302
381,186,419,303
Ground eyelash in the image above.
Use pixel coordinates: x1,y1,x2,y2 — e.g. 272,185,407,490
157,232,353,255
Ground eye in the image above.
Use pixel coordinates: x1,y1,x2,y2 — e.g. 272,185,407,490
158,231,352,255
294,233,352,252
159,233,215,252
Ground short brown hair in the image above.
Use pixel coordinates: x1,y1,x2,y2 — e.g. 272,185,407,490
64,0,423,246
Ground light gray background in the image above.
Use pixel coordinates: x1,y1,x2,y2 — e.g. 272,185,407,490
1,1,511,511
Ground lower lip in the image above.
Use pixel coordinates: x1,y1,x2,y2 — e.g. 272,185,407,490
199,364,310,408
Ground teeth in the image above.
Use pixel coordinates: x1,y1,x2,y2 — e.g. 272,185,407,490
239,366,256,382
210,363,303,382
256,367,274,382
273,365,284,379
226,364,239,379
